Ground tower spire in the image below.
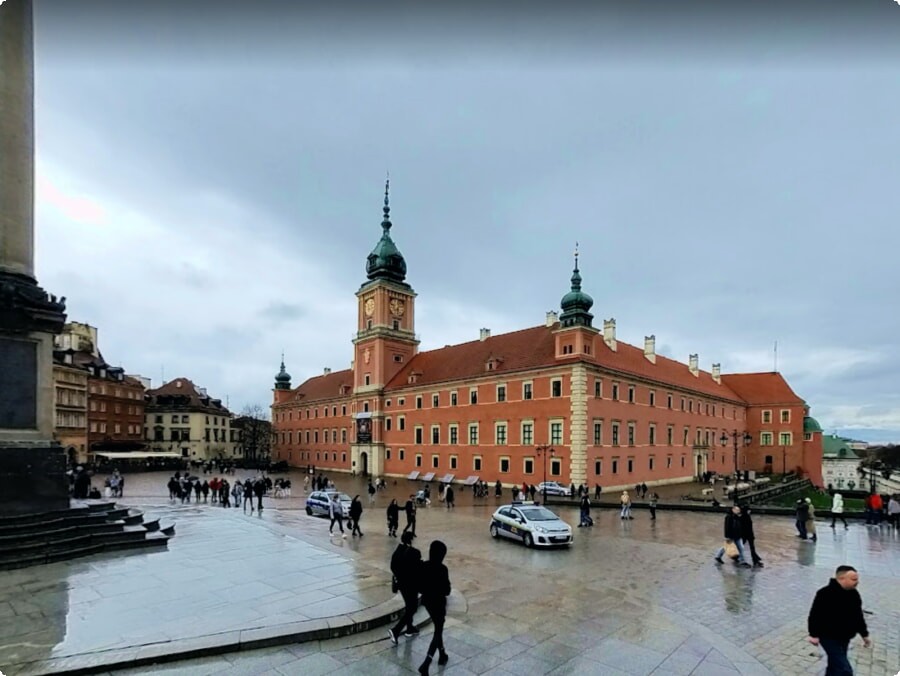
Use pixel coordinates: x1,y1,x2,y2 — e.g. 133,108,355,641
382,173,391,232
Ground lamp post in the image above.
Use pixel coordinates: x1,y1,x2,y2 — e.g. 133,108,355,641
782,445,787,479
536,444,555,502
720,429,752,503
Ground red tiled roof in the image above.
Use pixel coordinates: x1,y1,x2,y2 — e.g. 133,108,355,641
147,377,230,413
720,372,805,405
384,324,745,402
283,369,354,405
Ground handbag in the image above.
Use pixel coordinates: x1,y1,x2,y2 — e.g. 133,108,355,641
391,575,399,593
723,540,739,559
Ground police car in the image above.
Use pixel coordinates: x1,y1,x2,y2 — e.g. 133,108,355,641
305,490,352,518
490,501,573,548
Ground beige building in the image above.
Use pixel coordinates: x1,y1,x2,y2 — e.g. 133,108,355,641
51,351,88,466
145,378,238,462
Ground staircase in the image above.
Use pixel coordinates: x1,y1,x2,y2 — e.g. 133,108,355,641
0,501,174,570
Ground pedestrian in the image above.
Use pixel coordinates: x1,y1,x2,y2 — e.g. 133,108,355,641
634,483,641,499
738,503,763,567
830,492,849,529
806,497,818,543
416,540,451,675
350,495,364,537
868,493,883,525
303,475,310,493
594,483,602,500
807,565,871,676
796,498,810,540
221,479,231,508
640,482,648,499
254,478,265,512
201,480,209,503
445,485,455,510
529,484,536,501
388,532,422,644
403,494,417,537
620,491,633,519
243,479,253,512
494,480,502,498
368,480,376,504
232,480,243,508
888,495,900,528
578,494,592,527
511,485,519,501
329,493,346,538
649,492,659,520
387,498,400,537
714,505,751,567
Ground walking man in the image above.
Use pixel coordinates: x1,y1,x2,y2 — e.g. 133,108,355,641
714,505,751,567
329,493,346,538
368,480,376,504
445,484,455,510
796,498,810,539
403,494,417,537
387,498,400,537
620,491,633,520
808,565,871,675
349,495,364,537
416,540,451,675
388,532,421,644
649,492,659,520
738,503,763,567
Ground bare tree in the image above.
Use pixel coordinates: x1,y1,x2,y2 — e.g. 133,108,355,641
236,405,272,462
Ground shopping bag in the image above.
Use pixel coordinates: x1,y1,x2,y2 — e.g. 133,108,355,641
724,540,739,559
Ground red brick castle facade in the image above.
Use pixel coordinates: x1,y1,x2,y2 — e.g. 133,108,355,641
272,183,824,490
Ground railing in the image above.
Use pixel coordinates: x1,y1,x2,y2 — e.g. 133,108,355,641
739,478,812,505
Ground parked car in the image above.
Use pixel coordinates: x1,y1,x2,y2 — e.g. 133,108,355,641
306,490,352,518
536,481,572,497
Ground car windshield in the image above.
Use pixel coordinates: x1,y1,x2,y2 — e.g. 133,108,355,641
519,507,560,521
326,492,352,502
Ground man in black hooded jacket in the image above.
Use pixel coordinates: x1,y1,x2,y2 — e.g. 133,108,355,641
417,540,451,675
808,565,871,675
388,532,421,644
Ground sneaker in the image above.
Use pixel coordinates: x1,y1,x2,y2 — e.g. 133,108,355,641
388,629,398,645
740,562,752,568
714,557,724,564
342,533,347,539
404,627,420,636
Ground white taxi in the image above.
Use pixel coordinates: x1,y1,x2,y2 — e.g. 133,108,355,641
489,501,573,548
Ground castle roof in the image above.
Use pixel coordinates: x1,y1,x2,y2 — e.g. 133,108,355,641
719,372,805,405
146,377,231,414
276,369,354,406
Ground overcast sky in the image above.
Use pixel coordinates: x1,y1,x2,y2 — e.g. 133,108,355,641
29,1,900,441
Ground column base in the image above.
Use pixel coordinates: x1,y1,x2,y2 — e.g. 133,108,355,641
0,444,69,515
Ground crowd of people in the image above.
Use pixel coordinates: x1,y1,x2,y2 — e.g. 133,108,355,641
165,472,269,513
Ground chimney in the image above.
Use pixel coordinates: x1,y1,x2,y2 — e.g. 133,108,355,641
643,335,656,364
711,363,721,384
479,328,491,341
323,367,332,375
603,318,617,352
545,310,558,327
689,354,699,377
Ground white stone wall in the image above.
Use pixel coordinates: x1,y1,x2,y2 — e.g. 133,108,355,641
569,363,588,486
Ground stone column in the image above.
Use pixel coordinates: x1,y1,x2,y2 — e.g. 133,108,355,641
0,0,69,514
0,0,35,279
568,363,588,487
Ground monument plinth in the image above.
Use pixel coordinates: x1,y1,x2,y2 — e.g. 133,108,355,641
0,0,69,515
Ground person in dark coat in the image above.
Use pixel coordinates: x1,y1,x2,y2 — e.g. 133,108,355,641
416,540,451,675
796,499,810,539
444,485,455,510
253,478,265,512
739,503,763,567
386,499,400,537
388,532,421,644
714,505,750,567
402,494,417,537
808,565,871,675
349,495,364,537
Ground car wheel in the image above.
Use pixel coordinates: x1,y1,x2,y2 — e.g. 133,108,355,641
305,506,312,515
523,533,534,548
490,523,499,539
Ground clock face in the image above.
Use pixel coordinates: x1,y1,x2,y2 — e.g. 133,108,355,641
389,299,406,317
364,298,375,317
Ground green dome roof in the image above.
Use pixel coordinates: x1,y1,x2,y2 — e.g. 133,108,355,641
365,180,407,283
558,252,594,328
274,357,291,389
803,416,822,433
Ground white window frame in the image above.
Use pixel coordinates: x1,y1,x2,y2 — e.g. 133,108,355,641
522,381,533,400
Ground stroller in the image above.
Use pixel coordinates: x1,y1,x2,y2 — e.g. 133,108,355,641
415,488,431,506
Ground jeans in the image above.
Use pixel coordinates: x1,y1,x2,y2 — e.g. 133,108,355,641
620,505,632,518
716,539,748,564
796,518,808,539
819,637,853,676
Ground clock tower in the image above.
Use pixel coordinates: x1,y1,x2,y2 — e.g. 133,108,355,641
351,180,419,476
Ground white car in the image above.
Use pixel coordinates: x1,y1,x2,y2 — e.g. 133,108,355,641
305,490,352,518
490,501,573,548
536,481,572,497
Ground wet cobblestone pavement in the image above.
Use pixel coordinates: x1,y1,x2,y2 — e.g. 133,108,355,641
2,470,898,675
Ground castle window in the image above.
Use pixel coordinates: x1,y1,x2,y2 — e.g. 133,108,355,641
551,379,562,397
497,385,506,402
523,382,533,400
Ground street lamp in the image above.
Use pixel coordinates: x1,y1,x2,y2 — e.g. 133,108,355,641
720,429,752,503
782,445,788,479
536,444,555,502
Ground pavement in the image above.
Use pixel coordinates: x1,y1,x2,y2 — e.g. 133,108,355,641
1,469,898,676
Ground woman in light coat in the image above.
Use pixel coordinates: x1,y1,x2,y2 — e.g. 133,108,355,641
620,491,633,520
830,492,848,529
805,497,817,542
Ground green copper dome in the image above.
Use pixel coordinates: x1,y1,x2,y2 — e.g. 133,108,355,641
275,356,291,390
365,179,408,283
803,416,822,433
559,249,594,328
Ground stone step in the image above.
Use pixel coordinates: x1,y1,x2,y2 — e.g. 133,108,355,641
0,532,170,571
0,520,126,547
0,512,111,538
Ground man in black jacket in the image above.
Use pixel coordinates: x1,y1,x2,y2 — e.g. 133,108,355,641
402,494,417,537
714,505,751,567
388,532,421,644
808,566,871,675
739,503,763,567
417,540,451,675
